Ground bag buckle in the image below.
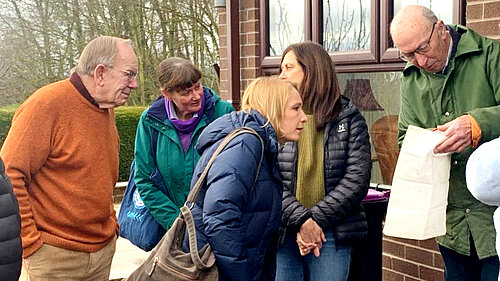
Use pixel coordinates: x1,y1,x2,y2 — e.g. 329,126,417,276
184,202,194,209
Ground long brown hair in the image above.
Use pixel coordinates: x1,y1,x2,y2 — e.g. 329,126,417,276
280,42,341,130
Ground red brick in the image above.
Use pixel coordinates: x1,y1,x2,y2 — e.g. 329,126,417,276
484,2,500,19
240,80,248,91
219,35,227,48
241,57,259,69
241,68,259,79
245,57,260,68
383,240,405,257
241,20,259,33
383,254,392,269
467,4,483,21
467,20,500,37
404,276,420,281
383,269,405,281
240,57,247,68
245,33,259,45
220,70,227,81
240,34,259,46
240,0,258,9
219,25,227,36
239,10,247,22
241,45,259,56
218,11,226,25
406,246,434,266
434,252,445,269
419,265,444,281
219,90,230,101
392,257,419,276
219,81,228,94
418,239,440,251
384,236,419,246
219,46,227,60
219,58,227,69
247,9,259,20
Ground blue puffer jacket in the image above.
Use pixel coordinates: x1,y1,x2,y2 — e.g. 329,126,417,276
0,158,22,281
185,110,283,281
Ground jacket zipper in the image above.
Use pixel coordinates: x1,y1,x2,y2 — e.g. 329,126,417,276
149,254,199,280
148,255,159,276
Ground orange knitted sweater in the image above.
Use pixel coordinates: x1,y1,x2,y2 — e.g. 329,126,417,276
0,79,119,258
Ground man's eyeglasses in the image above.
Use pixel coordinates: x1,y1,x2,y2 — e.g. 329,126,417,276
399,22,437,62
109,67,138,81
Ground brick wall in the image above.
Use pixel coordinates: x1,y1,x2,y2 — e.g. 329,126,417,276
217,0,260,101
467,0,500,40
239,0,260,96
382,236,445,281
217,7,229,100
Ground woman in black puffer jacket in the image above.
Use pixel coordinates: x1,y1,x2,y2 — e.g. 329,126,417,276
276,42,371,281
0,158,22,281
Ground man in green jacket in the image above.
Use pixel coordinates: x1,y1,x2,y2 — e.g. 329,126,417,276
391,5,500,281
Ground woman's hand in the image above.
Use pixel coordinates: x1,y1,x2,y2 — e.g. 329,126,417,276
299,218,325,244
296,232,315,256
297,218,326,257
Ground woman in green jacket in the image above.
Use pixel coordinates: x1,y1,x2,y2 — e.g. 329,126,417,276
133,57,234,231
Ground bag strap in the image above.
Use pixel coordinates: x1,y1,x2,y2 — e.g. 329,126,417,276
185,126,264,206
182,126,264,269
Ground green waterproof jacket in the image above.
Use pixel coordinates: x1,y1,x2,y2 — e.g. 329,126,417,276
398,25,500,259
133,87,234,230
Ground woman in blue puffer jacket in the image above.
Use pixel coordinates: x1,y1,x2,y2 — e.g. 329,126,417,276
186,76,307,281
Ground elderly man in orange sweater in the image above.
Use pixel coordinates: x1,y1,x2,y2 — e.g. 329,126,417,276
0,36,138,280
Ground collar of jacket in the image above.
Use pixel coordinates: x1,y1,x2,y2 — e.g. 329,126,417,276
403,24,482,76
326,96,359,128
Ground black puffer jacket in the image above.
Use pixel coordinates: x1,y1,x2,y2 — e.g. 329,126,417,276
278,96,371,244
0,158,22,281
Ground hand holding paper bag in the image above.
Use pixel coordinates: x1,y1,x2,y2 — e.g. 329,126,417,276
383,125,452,240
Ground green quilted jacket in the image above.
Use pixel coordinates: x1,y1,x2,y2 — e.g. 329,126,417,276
133,88,234,230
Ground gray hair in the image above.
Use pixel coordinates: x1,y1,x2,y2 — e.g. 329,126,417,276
157,57,202,92
390,5,439,36
74,36,133,76
421,6,438,26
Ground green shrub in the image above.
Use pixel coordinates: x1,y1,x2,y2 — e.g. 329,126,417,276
115,106,147,181
0,106,17,147
0,105,146,182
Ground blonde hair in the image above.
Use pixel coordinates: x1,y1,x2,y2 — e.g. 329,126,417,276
240,76,296,137
74,36,133,76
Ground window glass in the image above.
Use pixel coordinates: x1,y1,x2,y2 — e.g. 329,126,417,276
323,0,371,52
269,0,305,56
390,1,455,48
393,0,454,24
338,72,402,184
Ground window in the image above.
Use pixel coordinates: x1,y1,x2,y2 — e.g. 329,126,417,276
323,0,372,52
269,0,305,56
260,0,465,74
260,0,465,184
